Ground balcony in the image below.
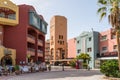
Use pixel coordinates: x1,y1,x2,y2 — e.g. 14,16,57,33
27,48,35,56
97,51,118,58
37,50,43,57
38,39,43,46
27,34,35,44
0,3,19,26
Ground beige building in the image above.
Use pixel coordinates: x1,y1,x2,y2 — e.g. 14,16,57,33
50,15,67,61
45,39,51,61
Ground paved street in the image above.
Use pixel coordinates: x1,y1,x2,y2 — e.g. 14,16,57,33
0,67,104,80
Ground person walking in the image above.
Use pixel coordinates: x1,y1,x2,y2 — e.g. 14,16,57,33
48,64,51,71
62,63,64,71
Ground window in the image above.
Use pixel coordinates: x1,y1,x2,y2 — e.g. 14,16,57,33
59,35,61,39
89,37,91,41
113,45,117,50
102,47,107,51
101,35,107,41
63,41,64,45
61,35,63,39
111,35,116,39
77,49,81,53
87,48,92,52
60,41,62,45
0,12,5,18
59,35,63,39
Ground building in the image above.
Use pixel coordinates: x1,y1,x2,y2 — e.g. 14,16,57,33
45,39,51,61
0,0,18,65
67,38,76,58
50,15,67,62
4,4,47,64
97,29,118,66
76,31,99,69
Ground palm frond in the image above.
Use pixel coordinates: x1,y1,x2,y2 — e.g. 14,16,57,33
97,7,107,14
110,8,113,12
98,0,107,5
100,12,106,21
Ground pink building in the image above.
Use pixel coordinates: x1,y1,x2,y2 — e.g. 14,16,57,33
67,38,76,58
99,28,118,59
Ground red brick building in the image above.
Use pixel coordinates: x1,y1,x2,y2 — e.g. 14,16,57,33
4,4,47,64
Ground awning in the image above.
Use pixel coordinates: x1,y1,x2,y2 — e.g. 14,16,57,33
50,59,73,62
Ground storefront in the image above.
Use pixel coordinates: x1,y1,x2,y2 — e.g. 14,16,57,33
0,47,16,65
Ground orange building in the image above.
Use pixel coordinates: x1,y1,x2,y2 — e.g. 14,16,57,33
50,15,67,61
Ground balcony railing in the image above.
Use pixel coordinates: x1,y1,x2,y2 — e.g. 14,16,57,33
97,51,118,58
0,13,16,20
27,48,35,56
38,39,43,46
37,50,43,57
37,50,43,53
28,48,35,52
27,34,35,43
28,34,35,40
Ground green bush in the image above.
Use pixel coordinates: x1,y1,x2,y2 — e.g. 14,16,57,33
83,63,88,69
100,60,119,77
69,59,76,68
14,65,20,71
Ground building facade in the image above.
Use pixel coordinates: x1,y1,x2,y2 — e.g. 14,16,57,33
45,39,51,61
67,38,76,58
4,4,47,64
0,0,18,65
76,31,99,69
50,16,67,61
96,29,118,67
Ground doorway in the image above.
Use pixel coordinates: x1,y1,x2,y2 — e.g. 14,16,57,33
1,55,12,66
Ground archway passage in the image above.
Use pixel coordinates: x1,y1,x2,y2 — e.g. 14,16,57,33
1,55,12,66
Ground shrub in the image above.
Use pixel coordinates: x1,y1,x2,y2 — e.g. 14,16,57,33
69,59,76,68
14,65,20,71
100,60,119,77
82,63,88,69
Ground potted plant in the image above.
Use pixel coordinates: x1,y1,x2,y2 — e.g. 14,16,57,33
14,65,20,75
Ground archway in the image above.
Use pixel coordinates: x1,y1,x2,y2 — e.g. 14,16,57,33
1,55,12,66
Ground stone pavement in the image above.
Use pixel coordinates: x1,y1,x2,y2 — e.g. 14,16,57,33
0,68,105,80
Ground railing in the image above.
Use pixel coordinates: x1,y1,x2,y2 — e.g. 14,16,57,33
28,34,35,40
37,50,43,57
0,13,16,20
8,14,16,20
37,50,43,53
38,39,43,46
97,51,118,58
28,48,35,52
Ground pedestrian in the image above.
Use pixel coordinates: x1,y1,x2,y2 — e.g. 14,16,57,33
87,66,90,71
62,63,64,71
48,64,51,71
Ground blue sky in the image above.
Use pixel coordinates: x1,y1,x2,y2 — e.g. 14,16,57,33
11,0,111,39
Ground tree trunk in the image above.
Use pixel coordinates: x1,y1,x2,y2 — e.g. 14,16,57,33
116,30,120,70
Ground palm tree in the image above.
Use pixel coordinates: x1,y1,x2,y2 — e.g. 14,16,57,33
97,0,120,70
77,53,91,63
77,53,91,68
